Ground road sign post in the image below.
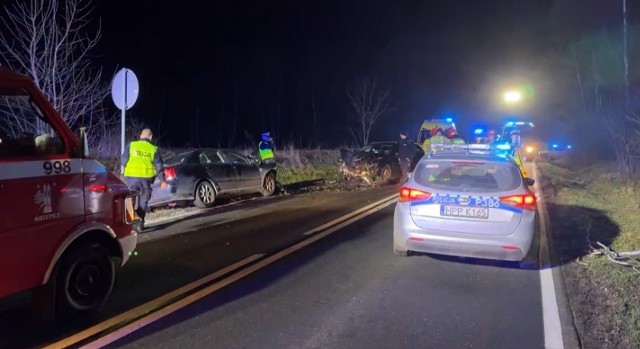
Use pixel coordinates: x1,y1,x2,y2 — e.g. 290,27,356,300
111,68,140,174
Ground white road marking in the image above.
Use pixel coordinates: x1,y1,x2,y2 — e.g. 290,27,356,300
74,195,397,349
42,254,264,349
303,194,398,235
531,164,565,349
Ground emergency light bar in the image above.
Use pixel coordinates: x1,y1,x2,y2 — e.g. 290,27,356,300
430,142,513,157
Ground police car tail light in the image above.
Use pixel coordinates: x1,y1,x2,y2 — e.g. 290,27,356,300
399,187,431,202
164,167,176,181
500,194,536,210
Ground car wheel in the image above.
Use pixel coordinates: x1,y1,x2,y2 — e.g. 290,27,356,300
194,180,216,208
262,172,276,197
55,244,115,316
378,165,392,184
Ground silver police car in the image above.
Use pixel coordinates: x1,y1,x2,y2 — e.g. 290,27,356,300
393,145,536,261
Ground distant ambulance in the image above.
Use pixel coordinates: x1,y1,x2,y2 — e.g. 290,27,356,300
0,67,139,318
417,118,458,153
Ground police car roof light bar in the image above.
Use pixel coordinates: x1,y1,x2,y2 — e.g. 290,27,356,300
429,142,512,157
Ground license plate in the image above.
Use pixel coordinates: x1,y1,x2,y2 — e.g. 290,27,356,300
441,205,489,219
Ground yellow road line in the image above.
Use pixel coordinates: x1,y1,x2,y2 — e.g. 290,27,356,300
43,254,265,349
49,193,398,348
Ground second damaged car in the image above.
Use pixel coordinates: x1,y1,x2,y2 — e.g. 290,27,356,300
339,141,424,185
148,148,277,208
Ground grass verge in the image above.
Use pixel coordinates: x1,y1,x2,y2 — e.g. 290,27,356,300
537,160,640,349
274,148,340,186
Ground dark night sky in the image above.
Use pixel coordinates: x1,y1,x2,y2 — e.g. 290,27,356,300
93,0,634,147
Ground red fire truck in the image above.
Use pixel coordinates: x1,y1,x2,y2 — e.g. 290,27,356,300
0,67,139,318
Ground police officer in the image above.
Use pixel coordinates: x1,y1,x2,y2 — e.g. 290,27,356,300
398,131,416,181
121,128,166,231
258,132,275,164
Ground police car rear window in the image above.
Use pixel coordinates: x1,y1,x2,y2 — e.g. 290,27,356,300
414,160,522,193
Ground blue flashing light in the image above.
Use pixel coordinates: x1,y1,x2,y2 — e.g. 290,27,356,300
506,121,515,127
474,128,484,135
552,144,558,149
495,143,511,150
445,117,453,123
567,145,572,149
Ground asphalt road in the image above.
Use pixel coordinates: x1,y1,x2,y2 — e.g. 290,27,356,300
105,205,544,348
0,186,397,349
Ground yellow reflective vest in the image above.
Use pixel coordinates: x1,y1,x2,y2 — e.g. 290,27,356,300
124,140,158,178
258,141,274,160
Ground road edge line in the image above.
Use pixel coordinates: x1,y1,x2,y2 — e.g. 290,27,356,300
80,195,397,349
532,163,579,349
42,254,265,349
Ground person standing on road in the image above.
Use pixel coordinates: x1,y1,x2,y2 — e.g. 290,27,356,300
121,128,167,232
398,131,416,182
258,132,275,164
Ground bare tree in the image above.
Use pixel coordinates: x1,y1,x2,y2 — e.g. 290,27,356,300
0,0,109,137
346,78,391,146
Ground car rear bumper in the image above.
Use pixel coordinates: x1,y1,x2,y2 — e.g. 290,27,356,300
118,232,138,266
148,182,194,207
393,203,534,262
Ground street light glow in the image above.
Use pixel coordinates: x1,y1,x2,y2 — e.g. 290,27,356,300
503,90,522,103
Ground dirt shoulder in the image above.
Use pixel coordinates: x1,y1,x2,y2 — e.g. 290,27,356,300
537,160,640,349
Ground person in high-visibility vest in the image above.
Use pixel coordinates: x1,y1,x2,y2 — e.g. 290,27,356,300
258,132,275,164
121,128,166,231
445,127,466,144
428,127,452,153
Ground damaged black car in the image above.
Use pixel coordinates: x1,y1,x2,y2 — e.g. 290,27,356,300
338,141,424,185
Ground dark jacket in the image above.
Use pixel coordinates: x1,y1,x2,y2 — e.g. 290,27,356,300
121,138,166,182
398,138,416,160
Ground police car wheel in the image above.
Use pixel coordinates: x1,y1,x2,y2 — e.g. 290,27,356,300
194,181,216,208
56,244,115,315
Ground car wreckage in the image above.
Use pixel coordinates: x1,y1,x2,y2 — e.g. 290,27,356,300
338,141,424,185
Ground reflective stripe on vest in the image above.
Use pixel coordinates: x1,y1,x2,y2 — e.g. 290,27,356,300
258,142,274,160
124,140,158,178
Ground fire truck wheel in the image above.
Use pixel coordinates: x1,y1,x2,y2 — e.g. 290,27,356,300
56,243,115,315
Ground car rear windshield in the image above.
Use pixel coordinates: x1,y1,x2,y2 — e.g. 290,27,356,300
164,151,193,166
413,160,522,193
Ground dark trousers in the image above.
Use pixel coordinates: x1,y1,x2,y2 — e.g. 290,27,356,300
399,158,411,182
125,177,153,221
